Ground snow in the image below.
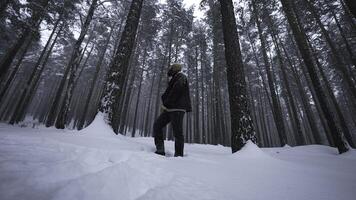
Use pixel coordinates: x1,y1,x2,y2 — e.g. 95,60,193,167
79,112,112,137
1,117,356,200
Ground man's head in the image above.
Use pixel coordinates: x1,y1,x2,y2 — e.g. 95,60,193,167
167,63,182,77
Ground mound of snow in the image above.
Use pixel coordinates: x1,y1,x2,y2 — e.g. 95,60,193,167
76,113,151,152
1,124,356,200
233,140,272,159
79,112,115,137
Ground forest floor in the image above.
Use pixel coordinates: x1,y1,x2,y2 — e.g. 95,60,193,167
1,114,356,200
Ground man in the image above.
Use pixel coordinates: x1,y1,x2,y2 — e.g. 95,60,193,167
153,63,192,157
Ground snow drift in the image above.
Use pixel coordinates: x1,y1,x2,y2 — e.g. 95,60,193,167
79,112,114,137
0,123,355,200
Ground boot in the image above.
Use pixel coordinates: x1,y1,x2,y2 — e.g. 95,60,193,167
155,150,165,156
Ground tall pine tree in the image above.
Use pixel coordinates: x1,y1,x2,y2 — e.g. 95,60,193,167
219,0,256,152
99,0,144,133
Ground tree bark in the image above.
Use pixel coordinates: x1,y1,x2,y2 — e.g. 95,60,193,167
219,0,256,152
99,0,144,133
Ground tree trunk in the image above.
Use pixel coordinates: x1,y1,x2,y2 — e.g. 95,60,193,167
279,39,323,144
153,36,172,122
99,0,144,133
208,0,225,145
194,46,200,143
327,2,356,68
273,34,305,145
132,50,147,137
200,44,206,144
250,33,274,143
307,37,356,148
143,72,156,136
118,48,139,134
55,0,98,129
0,0,49,81
77,27,113,130
9,18,63,124
280,0,349,153
72,43,95,90
251,0,287,146
0,80,22,120
304,0,356,105
0,34,33,104
219,0,256,152
262,8,305,145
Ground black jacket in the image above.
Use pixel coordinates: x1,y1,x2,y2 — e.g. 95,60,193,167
161,72,192,112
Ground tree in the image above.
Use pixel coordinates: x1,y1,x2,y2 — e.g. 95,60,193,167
304,0,356,106
54,0,99,129
280,0,349,154
0,0,50,81
9,19,64,124
219,0,256,152
100,0,144,133
251,0,288,146
207,0,227,145
77,26,114,130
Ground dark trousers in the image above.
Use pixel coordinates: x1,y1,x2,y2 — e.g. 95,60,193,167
153,111,185,156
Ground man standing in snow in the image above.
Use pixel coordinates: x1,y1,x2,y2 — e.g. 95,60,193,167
153,63,192,157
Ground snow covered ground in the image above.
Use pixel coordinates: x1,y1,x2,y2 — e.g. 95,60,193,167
1,115,356,200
